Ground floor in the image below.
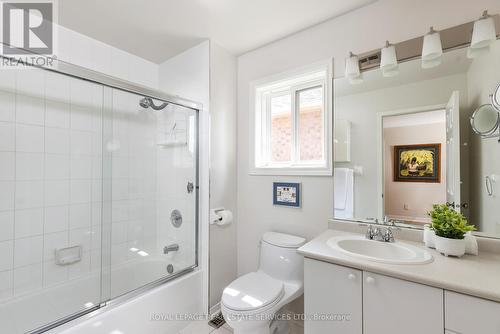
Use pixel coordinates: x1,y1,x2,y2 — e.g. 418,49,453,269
178,321,233,334
178,320,304,334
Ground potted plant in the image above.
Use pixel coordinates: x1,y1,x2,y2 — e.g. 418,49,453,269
427,204,475,257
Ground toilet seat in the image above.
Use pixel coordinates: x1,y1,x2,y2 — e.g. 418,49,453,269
222,272,284,312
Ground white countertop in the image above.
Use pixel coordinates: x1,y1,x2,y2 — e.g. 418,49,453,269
298,229,500,303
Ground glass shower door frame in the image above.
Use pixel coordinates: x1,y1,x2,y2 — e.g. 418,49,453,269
0,55,203,334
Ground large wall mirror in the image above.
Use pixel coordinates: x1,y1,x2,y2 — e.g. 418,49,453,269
333,38,500,238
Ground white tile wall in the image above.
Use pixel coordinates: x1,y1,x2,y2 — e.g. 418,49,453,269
14,208,43,238
0,22,174,332
16,152,44,180
0,211,14,241
16,124,44,153
108,89,160,281
0,152,15,180
0,67,103,311
0,91,16,122
0,240,13,271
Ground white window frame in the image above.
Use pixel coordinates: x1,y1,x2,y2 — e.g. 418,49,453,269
249,60,333,176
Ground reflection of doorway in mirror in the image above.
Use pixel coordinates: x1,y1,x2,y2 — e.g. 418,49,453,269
381,108,449,225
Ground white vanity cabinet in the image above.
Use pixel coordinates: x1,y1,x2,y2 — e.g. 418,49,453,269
445,291,500,334
304,258,362,334
362,271,443,334
304,258,443,334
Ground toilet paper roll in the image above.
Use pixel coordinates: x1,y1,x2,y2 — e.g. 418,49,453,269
216,210,233,226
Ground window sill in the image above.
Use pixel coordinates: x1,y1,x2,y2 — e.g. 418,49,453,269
249,166,332,176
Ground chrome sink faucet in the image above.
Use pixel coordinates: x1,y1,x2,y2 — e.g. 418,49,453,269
365,217,396,242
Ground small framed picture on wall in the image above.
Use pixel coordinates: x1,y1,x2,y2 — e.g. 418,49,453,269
273,182,301,207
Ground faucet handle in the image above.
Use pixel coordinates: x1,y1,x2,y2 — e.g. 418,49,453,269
365,224,375,240
383,227,395,242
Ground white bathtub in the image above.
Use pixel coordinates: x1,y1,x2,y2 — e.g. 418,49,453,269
0,258,202,334
51,269,204,334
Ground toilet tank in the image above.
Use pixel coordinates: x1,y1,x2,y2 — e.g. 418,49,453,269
259,232,306,282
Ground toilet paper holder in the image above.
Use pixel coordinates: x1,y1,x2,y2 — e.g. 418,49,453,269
210,207,232,225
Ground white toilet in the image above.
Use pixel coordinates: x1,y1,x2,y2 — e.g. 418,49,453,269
221,232,306,334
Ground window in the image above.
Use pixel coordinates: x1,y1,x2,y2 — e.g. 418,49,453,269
251,65,332,175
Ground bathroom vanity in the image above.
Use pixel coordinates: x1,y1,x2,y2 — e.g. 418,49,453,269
298,226,500,334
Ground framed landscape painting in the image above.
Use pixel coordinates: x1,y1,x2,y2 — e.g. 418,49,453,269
394,144,441,183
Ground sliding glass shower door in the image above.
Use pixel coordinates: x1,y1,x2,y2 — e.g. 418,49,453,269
103,88,198,300
0,65,198,334
0,66,105,334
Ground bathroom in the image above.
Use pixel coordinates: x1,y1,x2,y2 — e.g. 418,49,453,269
0,0,500,333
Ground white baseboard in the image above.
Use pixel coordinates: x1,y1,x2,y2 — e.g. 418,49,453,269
209,302,221,317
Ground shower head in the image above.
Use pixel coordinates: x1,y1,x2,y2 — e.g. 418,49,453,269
139,97,169,111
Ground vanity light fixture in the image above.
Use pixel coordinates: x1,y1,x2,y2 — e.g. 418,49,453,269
422,27,443,69
380,41,399,77
345,52,363,84
467,45,491,59
469,10,497,58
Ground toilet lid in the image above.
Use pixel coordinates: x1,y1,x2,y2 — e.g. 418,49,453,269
262,232,306,248
222,272,284,311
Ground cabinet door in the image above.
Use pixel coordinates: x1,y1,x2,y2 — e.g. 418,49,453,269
445,291,500,334
363,271,443,334
304,258,362,334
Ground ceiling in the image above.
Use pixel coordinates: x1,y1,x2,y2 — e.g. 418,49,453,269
58,0,377,63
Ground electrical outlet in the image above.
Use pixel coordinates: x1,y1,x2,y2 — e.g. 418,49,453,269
404,203,409,210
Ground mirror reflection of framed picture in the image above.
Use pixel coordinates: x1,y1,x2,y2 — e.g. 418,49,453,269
273,182,301,207
394,144,441,183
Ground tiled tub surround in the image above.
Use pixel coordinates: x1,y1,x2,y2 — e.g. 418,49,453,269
0,67,104,333
0,67,198,333
109,90,197,299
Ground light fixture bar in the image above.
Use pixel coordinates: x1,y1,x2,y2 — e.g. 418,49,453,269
356,13,500,72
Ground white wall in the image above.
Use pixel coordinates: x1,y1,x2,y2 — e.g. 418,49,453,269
158,41,213,314
159,40,238,312
159,42,210,108
55,25,159,89
0,22,159,90
236,0,500,277
208,43,238,310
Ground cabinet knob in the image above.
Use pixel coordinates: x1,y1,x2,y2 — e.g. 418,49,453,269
366,276,375,284
348,273,356,280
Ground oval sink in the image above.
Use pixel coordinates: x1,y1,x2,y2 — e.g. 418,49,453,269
327,236,433,264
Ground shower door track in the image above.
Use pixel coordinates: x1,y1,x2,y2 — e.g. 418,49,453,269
0,51,202,334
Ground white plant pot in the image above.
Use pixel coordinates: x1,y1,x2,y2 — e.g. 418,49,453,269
433,235,466,257
423,225,436,248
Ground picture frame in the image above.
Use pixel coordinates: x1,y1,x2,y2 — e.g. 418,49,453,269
273,182,301,207
393,143,441,183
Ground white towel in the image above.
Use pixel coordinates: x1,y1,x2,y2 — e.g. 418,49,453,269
334,168,354,218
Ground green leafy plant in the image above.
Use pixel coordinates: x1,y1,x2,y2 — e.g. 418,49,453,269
428,204,475,239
